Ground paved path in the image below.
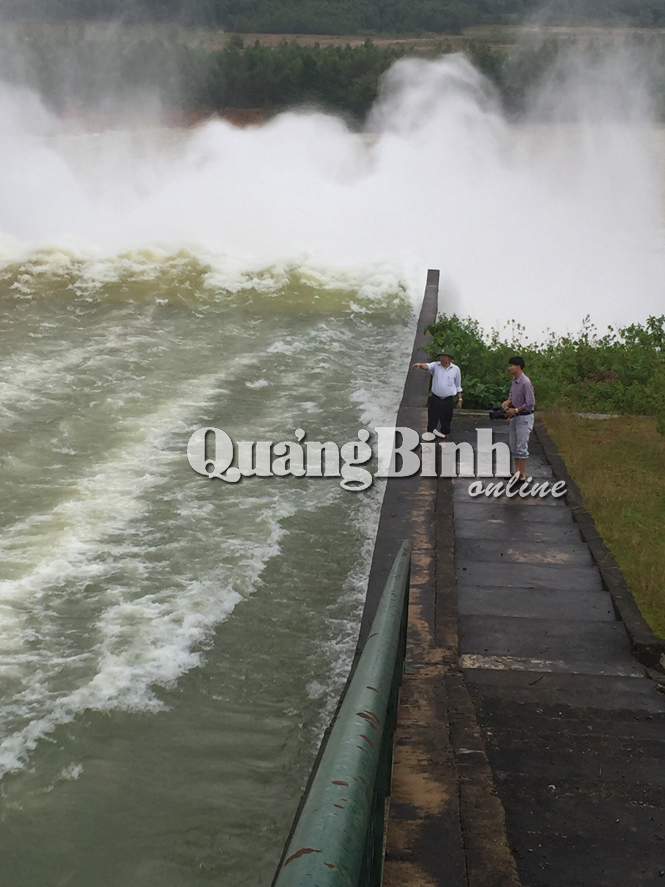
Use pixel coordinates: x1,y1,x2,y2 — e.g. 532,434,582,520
455,415,665,886
385,413,665,887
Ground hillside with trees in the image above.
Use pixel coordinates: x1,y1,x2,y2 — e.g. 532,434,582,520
1,24,664,123
2,0,665,32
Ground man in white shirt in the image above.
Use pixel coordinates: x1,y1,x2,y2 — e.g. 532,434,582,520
412,349,463,439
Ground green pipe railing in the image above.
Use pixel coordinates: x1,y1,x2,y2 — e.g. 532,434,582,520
272,541,411,887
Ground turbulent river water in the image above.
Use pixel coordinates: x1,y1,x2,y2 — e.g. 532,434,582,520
0,252,415,886
3,46,665,886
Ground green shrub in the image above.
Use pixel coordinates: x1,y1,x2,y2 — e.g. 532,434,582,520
424,313,665,414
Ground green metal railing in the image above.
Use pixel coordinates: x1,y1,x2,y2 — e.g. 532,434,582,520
272,541,411,887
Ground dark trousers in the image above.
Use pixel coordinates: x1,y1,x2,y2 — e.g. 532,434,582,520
427,394,454,434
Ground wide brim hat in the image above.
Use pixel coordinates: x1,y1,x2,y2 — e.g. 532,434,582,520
437,348,454,359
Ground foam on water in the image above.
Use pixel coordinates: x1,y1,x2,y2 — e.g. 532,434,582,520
0,252,413,780
0,45,663,876
1,50,664,332
0,375,244,774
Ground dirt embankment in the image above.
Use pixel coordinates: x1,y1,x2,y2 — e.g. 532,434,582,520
160,108,268,128
56,107,268,131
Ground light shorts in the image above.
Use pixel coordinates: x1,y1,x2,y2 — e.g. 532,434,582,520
509,413,535,459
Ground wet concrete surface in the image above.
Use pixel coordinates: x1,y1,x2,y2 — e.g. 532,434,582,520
454,415,665,886
380,296,665,887
385,410,665,887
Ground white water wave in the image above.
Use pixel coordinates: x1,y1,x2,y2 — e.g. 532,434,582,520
0,365,296,777
2,52,664,330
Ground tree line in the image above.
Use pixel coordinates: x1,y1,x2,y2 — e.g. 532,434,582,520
2,30,665,121
2,0,665,32
0,34,408,118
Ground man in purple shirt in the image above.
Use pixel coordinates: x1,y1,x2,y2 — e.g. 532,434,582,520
501,355,535,483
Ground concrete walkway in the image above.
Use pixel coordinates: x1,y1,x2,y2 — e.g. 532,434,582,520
384,413,665,887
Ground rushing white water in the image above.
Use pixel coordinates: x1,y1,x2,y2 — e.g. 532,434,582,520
1,44,665,886
2,50,664,334
0,258,414,885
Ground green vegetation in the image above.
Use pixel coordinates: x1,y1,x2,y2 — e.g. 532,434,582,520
202,38,406,115
658,408,665,435
544,413,665,636
424,313,665,413
3,0,665,31
0,33,409,118
425,313,665,635
3,22,665,121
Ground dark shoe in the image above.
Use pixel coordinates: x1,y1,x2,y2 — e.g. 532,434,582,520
516,477,529,494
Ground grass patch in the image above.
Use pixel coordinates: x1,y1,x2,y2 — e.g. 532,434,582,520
543,412,665,638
